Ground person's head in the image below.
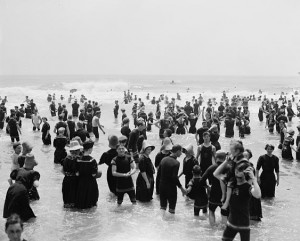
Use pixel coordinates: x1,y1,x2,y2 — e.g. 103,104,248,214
118,135,127,146
142,142,155,156
58,114,63,121
235,160,251,179
5,214,23,241
76,122,83,130
122,117,130,126
183,144,194,157
21,141,33,155
229,140,244,157
42,117,48,123
58,127,65,135
136,120,145,131
265,144,275,155
13,143,22,155
288,129,295,136
108,135,119,149
203,132,211,143
171,144,182,157
202,121,207,128
116,144,127,156
215,150,227,164
68,140,82,155
24,153,38,169
82,140,94,153
243,149,253,160
163,129,172,138
96,111,101,117
192,165,202,177
67,115,73,120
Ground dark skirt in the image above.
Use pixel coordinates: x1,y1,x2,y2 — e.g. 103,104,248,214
156,167,161,194
260,172,276,198
29,186,40,201
189,126,197,134
62,176,78,207
250,196,263,221
54,149,67,164
42,134,52,145
176,127,186,135
136,173,154,202
106,166,117,195
3,183,36,221
75,176,99,209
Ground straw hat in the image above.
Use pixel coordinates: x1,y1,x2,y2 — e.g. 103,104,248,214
161,138,173,151
142,141,155,152
58,127,65,133
183,144,195,156
24,153,38,169
68,140,82,151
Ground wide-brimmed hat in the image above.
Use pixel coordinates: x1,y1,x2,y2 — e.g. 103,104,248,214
68,140,82,151
142,141,155,152
58,127,65,133
161,138,173,151
24,153,38,168
183,144,195,156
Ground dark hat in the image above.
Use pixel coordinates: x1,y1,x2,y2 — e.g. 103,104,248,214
83,140,94,150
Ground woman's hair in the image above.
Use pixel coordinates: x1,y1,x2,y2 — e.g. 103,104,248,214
265,144,275,150
5,214,23,231
42,117,48,121
244,149,253,159
231,140,244,153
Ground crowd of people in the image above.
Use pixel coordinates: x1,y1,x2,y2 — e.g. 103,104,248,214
1,90,300,241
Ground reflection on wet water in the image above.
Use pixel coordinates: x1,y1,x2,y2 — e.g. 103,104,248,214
0,99,300,241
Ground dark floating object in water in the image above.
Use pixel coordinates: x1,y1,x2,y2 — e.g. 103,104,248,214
70,89,77,93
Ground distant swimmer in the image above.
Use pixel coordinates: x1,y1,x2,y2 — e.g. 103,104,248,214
171,80,175,84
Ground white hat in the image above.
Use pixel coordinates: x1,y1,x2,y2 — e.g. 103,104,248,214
68,140,82,151
142,141,155,153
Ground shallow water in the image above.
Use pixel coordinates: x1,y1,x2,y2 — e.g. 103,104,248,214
0,79,300,241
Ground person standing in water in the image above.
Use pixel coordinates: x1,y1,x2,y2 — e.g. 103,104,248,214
99,135,119,195
5,214,27,241
221,161,261,241
31,110,42,131
159,144,187,214
92,111,105,139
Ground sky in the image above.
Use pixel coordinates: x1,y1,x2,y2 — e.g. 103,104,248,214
0,0,300,76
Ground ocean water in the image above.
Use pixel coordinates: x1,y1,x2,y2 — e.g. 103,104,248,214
0,76,300,241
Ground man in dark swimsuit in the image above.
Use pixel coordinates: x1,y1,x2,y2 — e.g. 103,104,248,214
159,144,186,214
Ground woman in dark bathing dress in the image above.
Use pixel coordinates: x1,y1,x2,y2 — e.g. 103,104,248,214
41,117,51,145
136,143,155,202
62,140,82,208
75,140,100,209
53,127,68,164
3,154,40,221
256,144,279,198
